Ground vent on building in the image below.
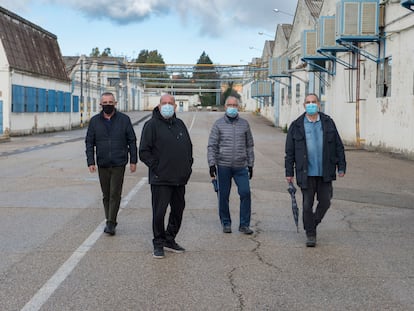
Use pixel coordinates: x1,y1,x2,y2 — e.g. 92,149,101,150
318,16,349,52
268,56,289,77
251,80,273,98
336,0,379,42
303,30,318,58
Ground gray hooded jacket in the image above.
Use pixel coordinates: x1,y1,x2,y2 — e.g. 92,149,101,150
207,114,254,168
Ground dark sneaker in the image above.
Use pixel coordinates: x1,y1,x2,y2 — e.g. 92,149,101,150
164,241,185,253
239,226,254,235
104,223,116,236
306,236,316,247
223,225,232,233
153,247,165,259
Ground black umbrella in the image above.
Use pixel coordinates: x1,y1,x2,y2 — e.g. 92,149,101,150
211,178,218,193
287,182,299,232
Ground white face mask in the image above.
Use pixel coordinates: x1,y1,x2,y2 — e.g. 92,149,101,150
226,107,238,118
160,104,174,119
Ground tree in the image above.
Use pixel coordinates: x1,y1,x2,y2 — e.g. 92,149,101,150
193,51,219,106
89,47,112,57
90,47,100,57
135,49,168,89
221,81,241,105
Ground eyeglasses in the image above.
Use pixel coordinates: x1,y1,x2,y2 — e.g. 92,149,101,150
161,102,174,105
305,101,317,104
101,101,114,105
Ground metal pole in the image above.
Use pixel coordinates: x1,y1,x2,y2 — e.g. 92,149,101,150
80,60,84,128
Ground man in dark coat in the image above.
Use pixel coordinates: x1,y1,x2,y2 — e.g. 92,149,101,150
85,92,137,236
139,94,193,259
285,93,346,247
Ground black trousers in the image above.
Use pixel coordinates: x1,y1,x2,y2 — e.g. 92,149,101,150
301,176,332,237
98,166,126,225
151,185,186,248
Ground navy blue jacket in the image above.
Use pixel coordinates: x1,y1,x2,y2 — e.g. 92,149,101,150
139,107,193,185
285,112,346,189
85,110,137,168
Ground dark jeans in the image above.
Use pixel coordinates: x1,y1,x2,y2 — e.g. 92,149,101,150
98,166,126,225
151,185,186,248
217,166,251,228
301,176,332,237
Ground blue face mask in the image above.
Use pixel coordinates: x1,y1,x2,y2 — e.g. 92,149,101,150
305,103,318,115
226,107,238,118
160,104,174,119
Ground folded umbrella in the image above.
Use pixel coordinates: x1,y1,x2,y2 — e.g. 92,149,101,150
211,178,218,193
287,181,299,232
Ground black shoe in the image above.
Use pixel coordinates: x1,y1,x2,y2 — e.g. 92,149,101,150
153,247,165,259
223,225,232,233
164,241,185,253
239,226,254,235
104,222,116,236
306,236,316,247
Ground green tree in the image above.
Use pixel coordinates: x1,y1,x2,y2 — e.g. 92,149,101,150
89,47,112,57
90,47,100,57
135,49,168,88
221,81,241,105
193,51,219,106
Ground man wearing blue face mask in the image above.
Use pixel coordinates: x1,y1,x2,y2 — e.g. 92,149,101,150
285,93,346,247
139,94,193,259
207,96,255,235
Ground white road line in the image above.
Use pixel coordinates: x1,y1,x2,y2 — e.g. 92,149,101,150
189,111,197,132
21,177,148,311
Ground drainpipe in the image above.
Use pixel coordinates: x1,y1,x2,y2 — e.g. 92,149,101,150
355,44,362,148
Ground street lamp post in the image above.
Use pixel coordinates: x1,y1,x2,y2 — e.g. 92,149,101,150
249,46,261,51
258,32,274,38
273,8,294,17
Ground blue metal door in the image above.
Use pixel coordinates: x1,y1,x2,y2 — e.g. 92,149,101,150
0,100,3,134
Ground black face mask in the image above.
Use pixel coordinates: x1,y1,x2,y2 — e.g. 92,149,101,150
102,105,115,115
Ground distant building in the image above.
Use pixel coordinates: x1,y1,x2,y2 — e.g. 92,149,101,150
0,6,73,136
63,56,144,127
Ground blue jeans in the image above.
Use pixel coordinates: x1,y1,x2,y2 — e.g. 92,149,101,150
217,166,251,227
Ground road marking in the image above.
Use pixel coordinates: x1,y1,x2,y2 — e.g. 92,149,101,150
20,177,148,311
189,111,196,132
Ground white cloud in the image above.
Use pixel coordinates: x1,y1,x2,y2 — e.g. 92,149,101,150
9,0,296,36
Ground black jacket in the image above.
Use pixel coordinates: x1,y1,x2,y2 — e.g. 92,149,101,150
139,107,193,185
85,110,137,168
285,112,346,189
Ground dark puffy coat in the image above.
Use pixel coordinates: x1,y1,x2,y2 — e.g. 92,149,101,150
285,112,346,189
139,107,193,185
85,110,137,167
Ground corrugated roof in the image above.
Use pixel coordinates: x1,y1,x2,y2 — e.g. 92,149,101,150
305,0,323,18
0,6,69,81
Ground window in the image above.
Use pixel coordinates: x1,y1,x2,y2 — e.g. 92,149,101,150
376,56,392,97
295,83,300,104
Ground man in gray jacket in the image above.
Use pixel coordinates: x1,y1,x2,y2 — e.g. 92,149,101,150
207,96,255,234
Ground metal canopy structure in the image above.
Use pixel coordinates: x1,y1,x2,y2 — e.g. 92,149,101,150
72,61,261,94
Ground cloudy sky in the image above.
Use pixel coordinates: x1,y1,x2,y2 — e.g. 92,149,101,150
2,0,297,64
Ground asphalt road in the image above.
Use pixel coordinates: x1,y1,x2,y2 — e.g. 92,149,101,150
0,110,413,311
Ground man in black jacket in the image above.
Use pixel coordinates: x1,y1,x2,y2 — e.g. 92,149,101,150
285,93,346,247
85,92,137,236
139,94,193,259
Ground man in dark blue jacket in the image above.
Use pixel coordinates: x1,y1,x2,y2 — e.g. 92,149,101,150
139,94,193,259
285,93,346,247
85,92,137,236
